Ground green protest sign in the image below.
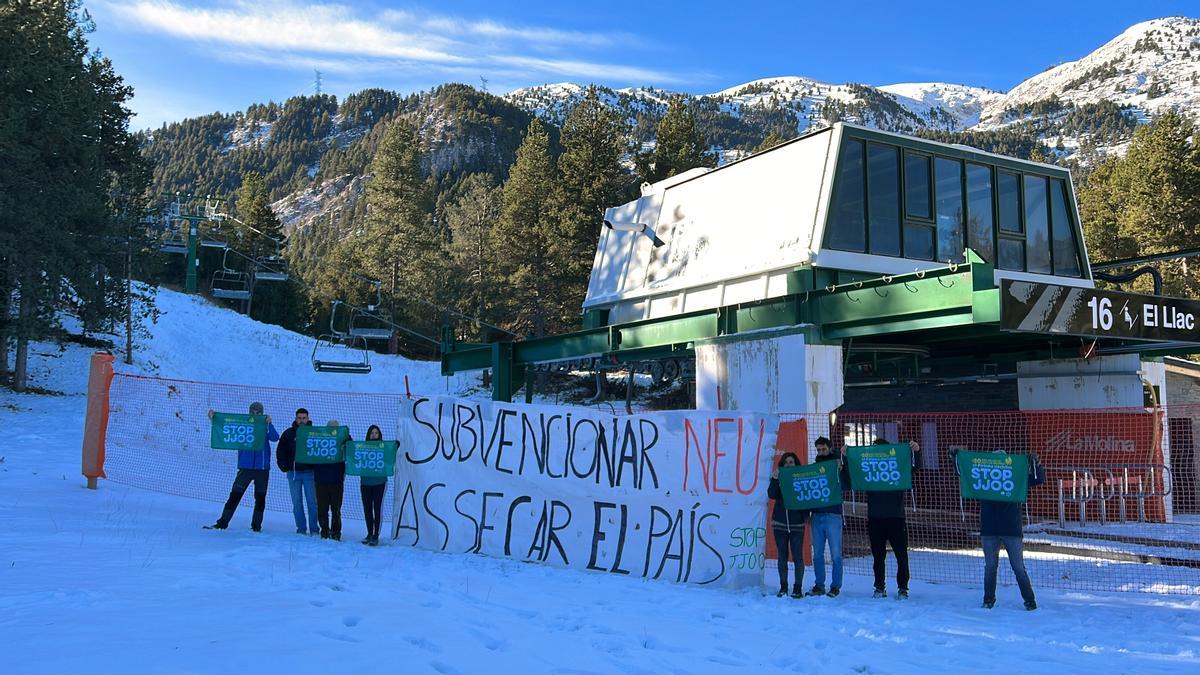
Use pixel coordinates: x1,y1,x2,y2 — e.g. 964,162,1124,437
958,452,1029,503
345,440,396,478
296,425,348,464
779,460,843,510
210,413,266,451
846,444,912,491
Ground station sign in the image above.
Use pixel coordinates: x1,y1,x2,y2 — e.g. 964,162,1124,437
1001,280,1200,342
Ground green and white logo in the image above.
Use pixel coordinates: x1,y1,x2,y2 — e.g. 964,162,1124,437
296,425,349,464
210,413,266,451
346,440,396,478
779,460,842,510
846,444,912,491
958,452,1029,503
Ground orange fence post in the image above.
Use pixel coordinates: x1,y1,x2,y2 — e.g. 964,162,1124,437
81,352,115,489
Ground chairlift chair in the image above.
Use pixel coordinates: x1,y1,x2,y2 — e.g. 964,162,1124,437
210,248,251,301
348,305,394,341
211,270,251,300
347,279,393,340
312,301,371,373
253,255,288,282
160,226,188,255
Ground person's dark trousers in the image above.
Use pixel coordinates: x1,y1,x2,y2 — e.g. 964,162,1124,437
360,483,386,538
217,469,269,530
316,483,344,538
982,535,1036,605
868,517,910,591
773,528,805,592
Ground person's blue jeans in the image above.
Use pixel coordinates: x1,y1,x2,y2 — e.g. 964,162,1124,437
982,535,1036,604
288,470,319,533
810,513,844,589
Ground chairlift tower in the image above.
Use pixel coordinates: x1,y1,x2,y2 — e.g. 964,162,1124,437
165,193,226,293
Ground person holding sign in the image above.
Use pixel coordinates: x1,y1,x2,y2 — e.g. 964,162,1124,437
313,420,349,541
767,452,810,598
276,408,319,535
357,424,393,546
847,438,920,599
808,437,850,597
206,402,279,531
953,449,1045,610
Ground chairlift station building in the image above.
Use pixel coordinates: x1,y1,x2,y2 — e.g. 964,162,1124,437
442,123,1200,420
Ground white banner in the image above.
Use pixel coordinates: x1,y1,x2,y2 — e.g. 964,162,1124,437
393,396,779,589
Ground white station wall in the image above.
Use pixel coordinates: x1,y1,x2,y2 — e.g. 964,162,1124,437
694,331,844,415
586,130,834,322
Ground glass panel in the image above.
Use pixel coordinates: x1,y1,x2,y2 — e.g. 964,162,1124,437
998,171,1021,233
904,223,934,260
965,163,995,263
1050,179,1082,277
868,143,901,256
998,238,1024,271
905,153,931,219
1024,175,1051,274
827,139,865,252
935,158,964,263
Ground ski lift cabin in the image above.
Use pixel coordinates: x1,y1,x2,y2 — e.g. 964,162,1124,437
440,120,1200,422
584,122,1091,326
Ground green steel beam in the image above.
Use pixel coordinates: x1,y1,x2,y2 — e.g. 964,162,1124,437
445,253,1012,400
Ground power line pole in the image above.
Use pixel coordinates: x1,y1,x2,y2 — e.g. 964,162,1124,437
315,70,323,96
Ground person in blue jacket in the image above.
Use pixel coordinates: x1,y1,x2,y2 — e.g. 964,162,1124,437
970,450,1046,610
208,402,279,532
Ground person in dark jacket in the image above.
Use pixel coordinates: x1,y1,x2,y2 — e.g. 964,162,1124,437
767,452,810,598
359,424,391,546
864,437,921,599
808,436,851,597
208,402,279,531
276,408,319,535
957,449,1046,610
314,420,349,541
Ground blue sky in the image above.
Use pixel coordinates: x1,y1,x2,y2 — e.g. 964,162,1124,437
86,0,1196,129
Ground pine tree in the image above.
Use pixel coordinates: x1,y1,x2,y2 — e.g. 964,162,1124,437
234,172,284,258
445,173,502,338
556,86,635,327
753,132,786,154
1079,111,1200,295
0,1,152,389
635,97,716,184
492,120,564,337
352,117,445,340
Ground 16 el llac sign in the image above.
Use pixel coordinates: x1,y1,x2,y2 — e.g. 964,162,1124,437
1001,280,1200,341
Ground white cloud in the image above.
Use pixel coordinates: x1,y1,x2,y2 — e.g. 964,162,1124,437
97,0,684,85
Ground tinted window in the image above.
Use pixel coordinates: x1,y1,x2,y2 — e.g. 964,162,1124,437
965,163,995,263
868,143,901,256
935,158,964,263
1024,175,1051,274
998,239,1024,271
1050,179,1082,277
827,139,865,251
998,172,1021,233
904,224,934,260
905,153,931,219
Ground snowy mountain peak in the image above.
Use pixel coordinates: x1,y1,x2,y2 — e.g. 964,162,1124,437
981,16,1200,123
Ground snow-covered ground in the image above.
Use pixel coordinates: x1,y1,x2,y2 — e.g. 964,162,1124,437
2,290,1200,673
